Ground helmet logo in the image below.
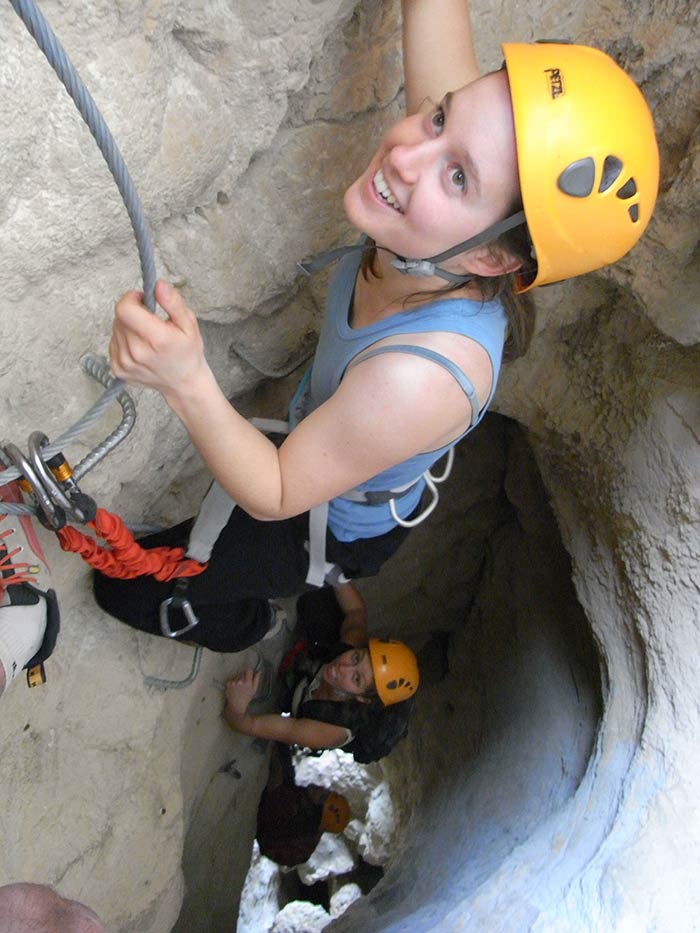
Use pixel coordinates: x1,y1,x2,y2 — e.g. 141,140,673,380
558,156,641,224
544,67,564,99
386,677,415,694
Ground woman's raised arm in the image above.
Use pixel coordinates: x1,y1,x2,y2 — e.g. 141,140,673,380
224,670,350,750
334,582,369,647
401,0,479,116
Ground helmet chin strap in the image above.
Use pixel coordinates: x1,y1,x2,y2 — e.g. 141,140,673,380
391,209,527,283
298,210,527,283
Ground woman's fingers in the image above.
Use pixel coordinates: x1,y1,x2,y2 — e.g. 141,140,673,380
109,280,205,392
154,279,197,334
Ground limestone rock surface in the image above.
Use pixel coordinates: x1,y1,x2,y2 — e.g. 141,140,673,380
1,0,699,931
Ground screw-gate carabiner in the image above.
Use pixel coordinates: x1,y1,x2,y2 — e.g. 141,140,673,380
27,432,94,524
27,432,77,516
1,441,66,530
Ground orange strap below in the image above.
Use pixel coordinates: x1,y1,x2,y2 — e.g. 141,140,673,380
57,508,207,582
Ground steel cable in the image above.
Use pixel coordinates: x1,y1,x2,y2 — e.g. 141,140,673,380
2,0,157,481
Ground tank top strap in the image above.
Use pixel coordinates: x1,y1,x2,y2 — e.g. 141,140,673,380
347,343,479,428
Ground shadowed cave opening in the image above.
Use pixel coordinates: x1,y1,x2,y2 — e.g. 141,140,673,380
179,412,604,931
323,413,603,931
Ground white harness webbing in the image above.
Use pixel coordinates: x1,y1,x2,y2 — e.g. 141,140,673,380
182,415,454,591
185,418,287,565
184,417,351,589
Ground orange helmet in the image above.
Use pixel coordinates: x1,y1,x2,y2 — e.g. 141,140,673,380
502,42,659,291
368,639,419,706
320,792,351,834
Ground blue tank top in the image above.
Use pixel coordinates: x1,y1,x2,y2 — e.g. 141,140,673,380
297,249,507,542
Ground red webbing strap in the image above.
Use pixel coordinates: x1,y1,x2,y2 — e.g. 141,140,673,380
278,639,307,677
57,507,207,582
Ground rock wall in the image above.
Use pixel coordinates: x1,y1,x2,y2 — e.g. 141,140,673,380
1,0,699,930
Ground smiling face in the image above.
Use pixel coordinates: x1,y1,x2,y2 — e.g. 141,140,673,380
343,70,520,269
321,648,375,697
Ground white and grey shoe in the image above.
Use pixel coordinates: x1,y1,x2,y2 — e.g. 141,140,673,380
0,477,60,690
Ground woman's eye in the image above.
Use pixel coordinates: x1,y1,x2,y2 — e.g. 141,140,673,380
430,107,445,132
449,165,466,191
354,674,361,686
353,652,360,665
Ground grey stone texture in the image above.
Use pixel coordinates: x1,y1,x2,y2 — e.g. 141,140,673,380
1,0,699,930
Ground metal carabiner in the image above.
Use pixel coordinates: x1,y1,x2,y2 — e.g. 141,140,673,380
1,442,65,530
27,432,88,524
159,579,200,638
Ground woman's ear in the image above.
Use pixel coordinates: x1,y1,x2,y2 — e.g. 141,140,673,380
460,246,522,278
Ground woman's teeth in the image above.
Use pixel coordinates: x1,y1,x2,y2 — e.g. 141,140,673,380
373,169,402,212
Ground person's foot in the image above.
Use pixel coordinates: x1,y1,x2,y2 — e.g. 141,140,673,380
0,477,60,692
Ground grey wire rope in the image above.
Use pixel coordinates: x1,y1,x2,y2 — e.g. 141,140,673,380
2,0,157,481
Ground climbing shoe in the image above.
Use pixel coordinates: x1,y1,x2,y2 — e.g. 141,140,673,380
0,477,60,690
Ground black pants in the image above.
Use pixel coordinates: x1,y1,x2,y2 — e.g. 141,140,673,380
93,504,413,652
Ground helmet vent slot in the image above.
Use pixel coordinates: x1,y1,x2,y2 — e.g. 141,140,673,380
628,204,639,223
557,157,595,197
617,177,637,199
599,156,623,192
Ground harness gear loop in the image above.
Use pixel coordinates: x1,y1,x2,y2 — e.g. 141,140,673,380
388,447,454,529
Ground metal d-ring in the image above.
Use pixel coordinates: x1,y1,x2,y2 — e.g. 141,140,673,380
1,441,64,529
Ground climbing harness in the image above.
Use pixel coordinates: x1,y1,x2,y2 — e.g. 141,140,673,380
170,393,455,629
287,355,458,586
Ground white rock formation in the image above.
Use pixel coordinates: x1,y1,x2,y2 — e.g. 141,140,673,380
329,882,362,918
271,900,331,933
237,842,282,933
296,833,356,887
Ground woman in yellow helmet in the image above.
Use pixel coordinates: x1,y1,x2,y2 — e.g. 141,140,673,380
225,582,419,753
96,2,659,641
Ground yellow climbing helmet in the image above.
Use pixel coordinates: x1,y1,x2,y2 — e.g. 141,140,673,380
368,638,419,706
320,792,351,834
502,41,659,291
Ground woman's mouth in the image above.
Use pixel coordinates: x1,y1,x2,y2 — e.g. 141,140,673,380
372,169,403,213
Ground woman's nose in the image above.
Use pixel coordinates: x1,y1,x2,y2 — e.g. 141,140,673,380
387,139,434,185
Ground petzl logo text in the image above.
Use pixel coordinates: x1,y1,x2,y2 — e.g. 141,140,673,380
545,67,564,99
